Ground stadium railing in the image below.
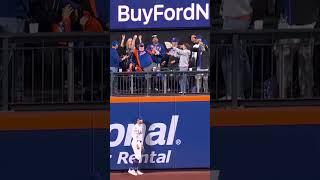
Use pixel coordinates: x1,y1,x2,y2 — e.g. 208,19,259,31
211,29,320,108
3,30,320,110
0,32,109,111
110,70,209,96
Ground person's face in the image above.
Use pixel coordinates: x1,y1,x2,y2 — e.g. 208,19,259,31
137,119,144,124
191,35,197,43
139,45,145,51
182,44,186,50
127,38,132,47
152,37,159,44
172,42,178,47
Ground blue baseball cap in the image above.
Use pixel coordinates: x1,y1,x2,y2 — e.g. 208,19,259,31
112,41,119,46
196,35,203,40
171,37,178,42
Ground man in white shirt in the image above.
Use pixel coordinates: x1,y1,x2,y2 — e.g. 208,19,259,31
128,118,145,176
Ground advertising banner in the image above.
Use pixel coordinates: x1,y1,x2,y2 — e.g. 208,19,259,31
110,0,210,30
110,100,210,170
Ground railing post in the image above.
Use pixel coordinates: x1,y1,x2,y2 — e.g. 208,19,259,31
130,74,134,94
164,74,167,94
232,34,240,108
67,42,74,103
196,73,200,93
1,38,9,111
146,72,151,96
110,72,113,96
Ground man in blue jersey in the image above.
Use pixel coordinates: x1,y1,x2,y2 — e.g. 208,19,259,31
132,35,156,93
110,41,128,95
147,34,166,67
132,35,156,72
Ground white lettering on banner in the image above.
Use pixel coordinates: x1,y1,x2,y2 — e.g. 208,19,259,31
110,115,179,148
116,150,172,164
176,7,183,20
131,8,141,22
117,3,209,25
110,124,125,147
164,8,175,21
145,123,167,145
184,3,194,20
142,8,153,25
118,5,129,22
154,4,164,22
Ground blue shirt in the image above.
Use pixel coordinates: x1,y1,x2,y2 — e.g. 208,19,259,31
147,43,166,64
110,48,120,68
138,51,153,68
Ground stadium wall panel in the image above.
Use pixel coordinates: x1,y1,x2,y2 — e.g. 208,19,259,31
212,107,320,180
110,96,211,170
0,111,107,180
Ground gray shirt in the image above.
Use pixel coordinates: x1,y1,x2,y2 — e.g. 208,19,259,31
172,47,191,68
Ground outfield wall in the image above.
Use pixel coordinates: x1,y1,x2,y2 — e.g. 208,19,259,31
212,107,320,180
110,96,211,170
0,111,107,180
1,104,320,179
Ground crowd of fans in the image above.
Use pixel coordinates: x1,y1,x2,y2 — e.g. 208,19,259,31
111,34,209,73
110,34,209,94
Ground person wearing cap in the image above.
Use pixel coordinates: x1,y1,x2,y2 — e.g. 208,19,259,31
130,35,156,93
191,34,209,93
110,41,128,94
132,35,155,72
147,34,166,66
111,40,129,71
128,118,145,176
171,42,191,93
110,41,120,72
163,37,180,70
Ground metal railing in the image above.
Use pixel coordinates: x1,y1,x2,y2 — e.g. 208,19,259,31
111,70,209,96
1,32,109,110
211,29,320,107
3,30,320,109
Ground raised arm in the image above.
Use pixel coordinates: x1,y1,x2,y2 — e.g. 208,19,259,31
138,35,143,44
132,35,138,51
120,34,125,47
173,47,190,56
